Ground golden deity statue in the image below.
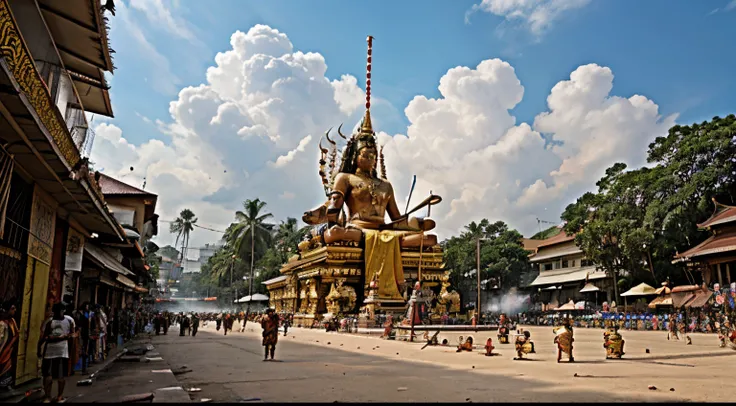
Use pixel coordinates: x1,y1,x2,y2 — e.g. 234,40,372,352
266,36,455,324
302,36,441,302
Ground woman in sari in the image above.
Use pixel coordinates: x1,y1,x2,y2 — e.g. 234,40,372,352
0,300,19,389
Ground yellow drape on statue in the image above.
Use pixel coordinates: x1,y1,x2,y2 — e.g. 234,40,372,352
363,229,404,301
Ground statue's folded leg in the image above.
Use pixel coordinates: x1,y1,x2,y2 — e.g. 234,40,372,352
323,226,362,244
401,233,437,248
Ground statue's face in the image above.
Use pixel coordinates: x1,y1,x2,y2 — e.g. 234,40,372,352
355,146,377,172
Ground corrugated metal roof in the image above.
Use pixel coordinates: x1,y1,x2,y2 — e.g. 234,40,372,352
529,266,607,286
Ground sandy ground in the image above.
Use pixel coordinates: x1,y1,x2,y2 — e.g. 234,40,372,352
151,321,735,402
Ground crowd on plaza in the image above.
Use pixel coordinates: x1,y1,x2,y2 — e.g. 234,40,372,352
27,296,157,403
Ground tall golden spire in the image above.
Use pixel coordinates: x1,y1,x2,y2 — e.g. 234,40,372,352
360,35,374,135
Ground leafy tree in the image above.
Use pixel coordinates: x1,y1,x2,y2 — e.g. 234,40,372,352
443,219,532,306
225,199,274,306
169,209,197,262
563,115,736,299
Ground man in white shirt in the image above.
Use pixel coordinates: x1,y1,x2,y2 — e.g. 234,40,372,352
39,303,76,403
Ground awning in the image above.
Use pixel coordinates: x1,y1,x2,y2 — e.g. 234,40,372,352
542,285,561,291
236,293,270,303
529,266,607,286
530,245,582,262
134,286,149,294
648,295,673,308
554,300,583,311
671,286,700,308
655,286,671,295
262,275,288,286
621,282,657,297
580,283,600,293
84,244,134,276
685,290,712,308
116,274,136,289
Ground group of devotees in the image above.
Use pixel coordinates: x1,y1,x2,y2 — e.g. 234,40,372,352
150,309,287,360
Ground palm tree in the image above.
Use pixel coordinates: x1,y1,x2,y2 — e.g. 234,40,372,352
170,209,197,263
275,217,309,261
225,198,274,321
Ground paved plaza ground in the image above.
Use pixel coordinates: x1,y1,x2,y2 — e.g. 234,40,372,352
147,321,734,402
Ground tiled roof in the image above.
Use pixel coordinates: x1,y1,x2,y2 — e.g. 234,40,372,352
522,238,544,252
673,230,736,260
536,229,576,249
97,173,156,196
697,199,736,229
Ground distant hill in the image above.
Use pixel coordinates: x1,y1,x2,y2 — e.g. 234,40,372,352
530,225,561,240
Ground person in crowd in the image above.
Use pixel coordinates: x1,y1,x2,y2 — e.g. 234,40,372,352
39,303,76,403
261,309,279,361
0,299,19,390
96,305,108,361
73,302,94,373
192,313,200,337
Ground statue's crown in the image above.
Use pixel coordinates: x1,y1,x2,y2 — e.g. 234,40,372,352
353,110,376,150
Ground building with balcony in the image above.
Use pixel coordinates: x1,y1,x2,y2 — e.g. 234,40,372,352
527,228,614,310
0,0,121,392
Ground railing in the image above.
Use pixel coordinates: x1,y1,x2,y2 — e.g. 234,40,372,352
0,0,80,168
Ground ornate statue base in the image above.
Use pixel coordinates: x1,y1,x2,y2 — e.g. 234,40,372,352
264,239,456,325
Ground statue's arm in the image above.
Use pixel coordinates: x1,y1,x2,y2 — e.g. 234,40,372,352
386,184,402,221
333,174,350,209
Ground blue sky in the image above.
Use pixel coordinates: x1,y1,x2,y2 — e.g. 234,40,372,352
108,0,736,145
94,0,736,247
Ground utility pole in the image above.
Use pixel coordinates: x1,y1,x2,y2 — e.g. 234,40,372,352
230,255,236,305
476,237,481,325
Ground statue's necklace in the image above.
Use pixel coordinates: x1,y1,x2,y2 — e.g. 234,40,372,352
357,173,381,206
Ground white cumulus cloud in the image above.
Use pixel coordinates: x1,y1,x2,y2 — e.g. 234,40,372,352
470,0,591,35
92,24,676,248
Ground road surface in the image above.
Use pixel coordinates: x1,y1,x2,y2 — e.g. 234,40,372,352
152,322,735,402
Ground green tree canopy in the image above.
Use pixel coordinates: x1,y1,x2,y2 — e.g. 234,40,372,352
562,114,736,297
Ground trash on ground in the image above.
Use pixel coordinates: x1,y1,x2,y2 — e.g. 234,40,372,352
397,387,408,391
648,385,657,390
189,388,202,392
76,379,92,386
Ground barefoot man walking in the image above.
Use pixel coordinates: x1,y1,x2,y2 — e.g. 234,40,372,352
261,309,279,361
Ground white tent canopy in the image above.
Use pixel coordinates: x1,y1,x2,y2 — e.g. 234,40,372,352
579,283,600,293
236,293,270,303
620,282,657,297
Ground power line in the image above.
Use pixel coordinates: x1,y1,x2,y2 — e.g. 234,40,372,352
159,219,226,234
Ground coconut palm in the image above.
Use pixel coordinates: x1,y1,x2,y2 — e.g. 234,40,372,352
225,198,274,320
170,209,197,263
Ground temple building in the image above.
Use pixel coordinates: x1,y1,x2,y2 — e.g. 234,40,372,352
528,228,614,310
673,198,736,287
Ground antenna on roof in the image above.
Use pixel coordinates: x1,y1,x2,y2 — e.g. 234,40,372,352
536,217,556,235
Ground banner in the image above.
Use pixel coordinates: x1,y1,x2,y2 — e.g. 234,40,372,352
64,228,85,271
28,187,57,265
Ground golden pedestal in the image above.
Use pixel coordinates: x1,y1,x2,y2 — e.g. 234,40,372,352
264,242,453,323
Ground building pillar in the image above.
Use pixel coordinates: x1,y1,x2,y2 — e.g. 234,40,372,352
727,263,732,284
717,263,723,286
